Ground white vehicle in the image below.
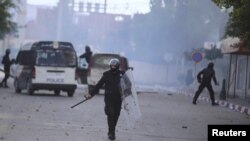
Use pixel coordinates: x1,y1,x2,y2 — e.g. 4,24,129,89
13,41,78,97
87,53,131,93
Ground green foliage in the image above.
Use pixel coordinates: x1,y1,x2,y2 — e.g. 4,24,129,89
0,0,17,39
204,47,223,60
212,0,250,47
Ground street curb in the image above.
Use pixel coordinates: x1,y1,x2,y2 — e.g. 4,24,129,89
176,88,250,116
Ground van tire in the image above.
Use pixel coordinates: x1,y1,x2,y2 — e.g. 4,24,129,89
67,90,74,97
27,80,34,95
14,79,21,93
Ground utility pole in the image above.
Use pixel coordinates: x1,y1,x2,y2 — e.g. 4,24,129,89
104,0,107,14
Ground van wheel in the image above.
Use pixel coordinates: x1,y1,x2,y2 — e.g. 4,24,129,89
27,80,34,95
54,90,60,96
67,90,74,97
14,78,21,93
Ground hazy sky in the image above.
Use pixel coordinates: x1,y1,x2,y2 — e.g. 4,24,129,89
27,0,150,15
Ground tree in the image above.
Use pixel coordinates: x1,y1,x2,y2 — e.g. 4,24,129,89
204,46,223,60
212,0,250,47
0,0,17,39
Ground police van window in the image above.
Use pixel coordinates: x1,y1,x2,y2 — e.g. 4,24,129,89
16,51,35,65
36,49,76,67
93,55,120,69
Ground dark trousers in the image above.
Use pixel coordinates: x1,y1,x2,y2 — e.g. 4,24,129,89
1,69,9,87
105,97,122,133
76,69,88,84
193,83,215,104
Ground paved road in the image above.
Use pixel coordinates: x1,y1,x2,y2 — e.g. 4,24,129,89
0,84,249,141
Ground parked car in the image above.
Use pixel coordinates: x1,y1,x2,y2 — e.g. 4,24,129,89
13,41,78,97
87,53,132,93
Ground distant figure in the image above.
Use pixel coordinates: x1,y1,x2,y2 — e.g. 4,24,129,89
192,62,219,106
79,45,92,64
78,45,92,84
1,49,13,88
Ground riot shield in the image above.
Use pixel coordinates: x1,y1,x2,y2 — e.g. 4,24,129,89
120,69,141,129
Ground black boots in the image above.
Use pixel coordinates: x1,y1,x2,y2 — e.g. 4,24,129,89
0,82,8,88
0,82,9,88
192,100,219,106
108,131,115,140
212,102,219,106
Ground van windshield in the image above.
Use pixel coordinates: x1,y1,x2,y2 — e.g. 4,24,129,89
92,55,120,69
36,49,76,67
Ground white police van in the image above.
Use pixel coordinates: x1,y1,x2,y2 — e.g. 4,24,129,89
13,41,78,96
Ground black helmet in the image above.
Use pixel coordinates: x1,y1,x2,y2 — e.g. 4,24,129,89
5,49,10,54
109,58,120,71
208,62,214,68
85,45,90,52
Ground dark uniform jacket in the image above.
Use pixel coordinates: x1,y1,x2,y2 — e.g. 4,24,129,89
79,51,92,64
197,67,217,85
2,54,11,72
90,70,124,100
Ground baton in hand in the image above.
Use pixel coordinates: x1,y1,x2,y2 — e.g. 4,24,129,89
71,98,88,108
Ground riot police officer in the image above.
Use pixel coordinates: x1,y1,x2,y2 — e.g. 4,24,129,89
85,58,124,140
1,49,12,88
192,62,219,106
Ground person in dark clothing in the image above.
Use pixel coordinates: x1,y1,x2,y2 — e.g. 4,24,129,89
84,58,124,140
79,45,92,64
192,62,219,106
1,49,12,88
78,45,92,84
